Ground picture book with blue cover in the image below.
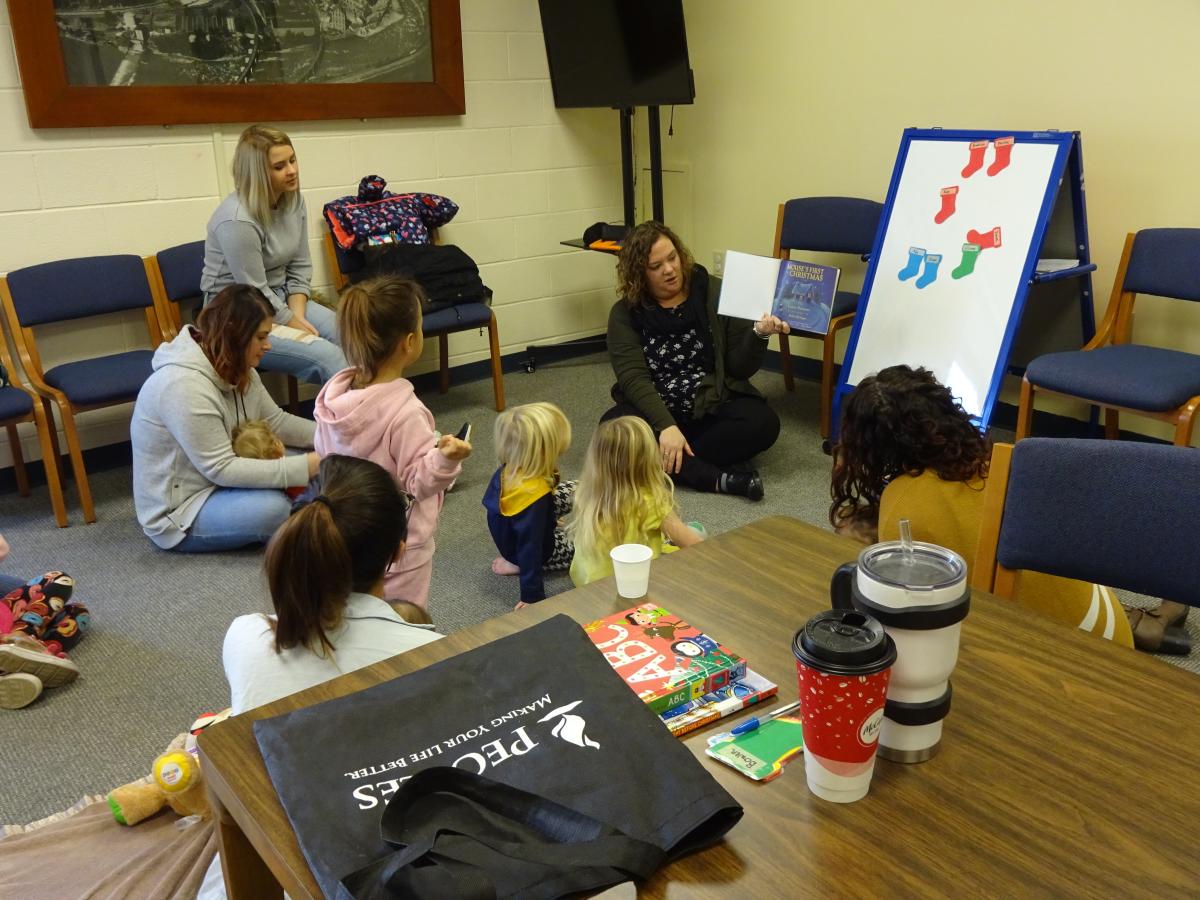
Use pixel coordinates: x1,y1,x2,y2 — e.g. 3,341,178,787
717,250,840,335
770,259,841,334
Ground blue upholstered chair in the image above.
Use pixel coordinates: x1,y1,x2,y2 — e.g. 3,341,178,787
0,255,174,524
0,346,68,527
322,230,506,411
972,440,1200,610
147,240,300,412
772,197,884,439
1016,229,1200,447
146,239,205,337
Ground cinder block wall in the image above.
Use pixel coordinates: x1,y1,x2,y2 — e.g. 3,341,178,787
0,0,623,467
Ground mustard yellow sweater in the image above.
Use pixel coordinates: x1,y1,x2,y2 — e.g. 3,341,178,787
878,472,1132,647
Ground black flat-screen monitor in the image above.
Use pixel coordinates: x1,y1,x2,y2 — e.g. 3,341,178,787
538,0,695,109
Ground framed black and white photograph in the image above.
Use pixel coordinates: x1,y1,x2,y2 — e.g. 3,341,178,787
7,0,465,128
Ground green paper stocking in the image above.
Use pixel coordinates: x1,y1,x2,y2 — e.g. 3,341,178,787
952,243,982,279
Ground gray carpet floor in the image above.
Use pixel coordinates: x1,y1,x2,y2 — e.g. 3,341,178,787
0,355,1195,825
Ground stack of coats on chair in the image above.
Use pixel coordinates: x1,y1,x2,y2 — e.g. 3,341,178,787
323,176,489,313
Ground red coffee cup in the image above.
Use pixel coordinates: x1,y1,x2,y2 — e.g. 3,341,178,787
793,609,897,803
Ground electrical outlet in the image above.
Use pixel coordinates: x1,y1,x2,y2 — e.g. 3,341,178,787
712,250,725,277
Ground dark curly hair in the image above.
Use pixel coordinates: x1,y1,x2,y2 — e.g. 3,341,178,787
616,221,694,309
829,365,991,532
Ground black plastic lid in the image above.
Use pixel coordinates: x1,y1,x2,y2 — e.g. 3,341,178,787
792,610,898,676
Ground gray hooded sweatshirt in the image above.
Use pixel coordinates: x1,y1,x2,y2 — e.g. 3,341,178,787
131,327,315,548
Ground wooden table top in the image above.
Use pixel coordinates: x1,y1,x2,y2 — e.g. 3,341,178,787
199,516,1200,899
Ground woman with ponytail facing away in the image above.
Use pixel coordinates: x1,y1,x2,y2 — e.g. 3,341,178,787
200,455,440,900
221,454,442,716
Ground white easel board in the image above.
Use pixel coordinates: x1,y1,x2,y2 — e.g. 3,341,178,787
836,129,1075,423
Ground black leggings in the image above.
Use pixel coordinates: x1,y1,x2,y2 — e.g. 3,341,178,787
600,396,780,492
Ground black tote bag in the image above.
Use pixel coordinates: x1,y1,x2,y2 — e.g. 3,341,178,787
253,615,743,899
340,767,668,899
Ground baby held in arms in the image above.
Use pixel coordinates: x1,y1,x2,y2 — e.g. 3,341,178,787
233,420,305,499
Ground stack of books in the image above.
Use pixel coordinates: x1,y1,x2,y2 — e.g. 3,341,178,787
583,603,778,738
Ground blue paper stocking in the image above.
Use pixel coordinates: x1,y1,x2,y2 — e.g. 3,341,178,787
916,253,942,289
898,247,926,281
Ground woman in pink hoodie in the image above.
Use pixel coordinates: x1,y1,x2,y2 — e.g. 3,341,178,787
314,277,471,609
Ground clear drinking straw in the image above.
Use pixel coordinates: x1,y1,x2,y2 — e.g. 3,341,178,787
898,518,915,565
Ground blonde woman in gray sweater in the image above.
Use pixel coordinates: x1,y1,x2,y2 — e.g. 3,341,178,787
201,124,346,385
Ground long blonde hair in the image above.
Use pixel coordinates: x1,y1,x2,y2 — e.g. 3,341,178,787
232,124,297,226
337,276,425,385
495,402,571,486
566,417,675,557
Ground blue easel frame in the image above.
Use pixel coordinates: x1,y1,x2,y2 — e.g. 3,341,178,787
832,128,1086,434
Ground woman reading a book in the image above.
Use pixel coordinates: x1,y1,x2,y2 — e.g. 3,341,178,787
200,123,347,385
604,221,788,500
131,285,319,553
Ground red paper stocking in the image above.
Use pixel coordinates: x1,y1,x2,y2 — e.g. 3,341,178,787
987,136,1015,176
961,140,988,178
934,186,958,224
966,226,1002,250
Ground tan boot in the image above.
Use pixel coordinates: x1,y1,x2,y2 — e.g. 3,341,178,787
1123,606,1191,655
1157,601,1191,629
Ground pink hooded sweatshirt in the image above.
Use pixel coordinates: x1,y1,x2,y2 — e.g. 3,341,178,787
313,369,461,606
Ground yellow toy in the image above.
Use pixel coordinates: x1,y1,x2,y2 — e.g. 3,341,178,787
107,736,209,826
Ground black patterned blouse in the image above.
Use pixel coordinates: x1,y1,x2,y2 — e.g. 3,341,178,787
643,304,708,418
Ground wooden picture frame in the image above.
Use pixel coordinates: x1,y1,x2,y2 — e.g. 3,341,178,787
7,1,464,129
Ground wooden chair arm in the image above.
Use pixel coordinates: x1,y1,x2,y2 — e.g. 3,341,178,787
972,442,1013,594
1082,231,1136,350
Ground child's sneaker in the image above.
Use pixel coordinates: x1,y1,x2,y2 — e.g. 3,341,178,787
0,672,43,709
0,635,79,688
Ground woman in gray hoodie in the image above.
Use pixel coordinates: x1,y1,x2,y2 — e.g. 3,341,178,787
131,286,319,552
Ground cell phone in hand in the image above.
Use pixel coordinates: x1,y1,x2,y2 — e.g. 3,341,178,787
455,422,472,443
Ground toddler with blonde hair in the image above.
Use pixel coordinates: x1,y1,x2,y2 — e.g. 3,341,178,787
567,416,702,587
232,419,306,499
483,402,576,609
232,419,285,460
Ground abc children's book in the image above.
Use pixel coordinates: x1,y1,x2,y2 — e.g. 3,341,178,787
660,668,778,738
583,604,748,715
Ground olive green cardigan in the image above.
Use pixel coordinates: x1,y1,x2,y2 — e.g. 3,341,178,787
606,267,768,432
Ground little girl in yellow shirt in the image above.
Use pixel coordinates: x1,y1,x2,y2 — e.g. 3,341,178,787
567,416,703,587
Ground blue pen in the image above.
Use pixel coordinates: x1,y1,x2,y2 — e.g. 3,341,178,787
730,700,801,736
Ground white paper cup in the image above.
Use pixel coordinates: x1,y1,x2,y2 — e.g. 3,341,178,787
610,543,653,599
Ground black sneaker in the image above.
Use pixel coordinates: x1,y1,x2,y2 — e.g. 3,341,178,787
720,470,764,501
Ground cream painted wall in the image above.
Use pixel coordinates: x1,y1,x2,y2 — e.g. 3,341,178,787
675,0,1200,440
0,0,623,467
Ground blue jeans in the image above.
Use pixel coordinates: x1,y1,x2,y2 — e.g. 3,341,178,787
260,300,347,386
172,487,293,553
0,573,26,595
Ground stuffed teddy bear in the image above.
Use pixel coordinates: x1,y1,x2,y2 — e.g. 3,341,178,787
107,734,209,826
